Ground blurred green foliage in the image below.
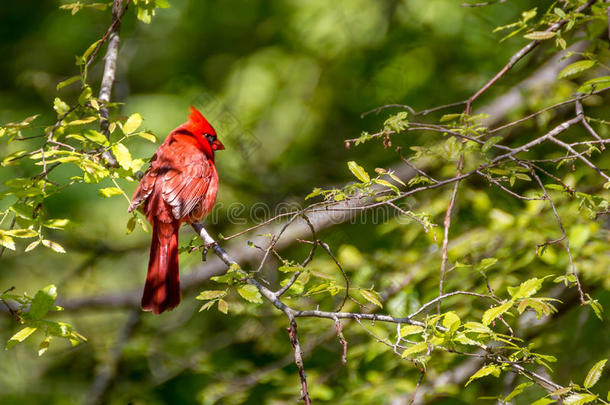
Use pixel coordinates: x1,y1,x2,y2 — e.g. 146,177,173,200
1,1,610,404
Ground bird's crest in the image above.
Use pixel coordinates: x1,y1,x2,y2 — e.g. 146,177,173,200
188,106,216,135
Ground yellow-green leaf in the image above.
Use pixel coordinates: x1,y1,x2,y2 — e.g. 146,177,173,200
510,277,545,299
237,284,263,304
442,311,461,331
98,187,123,198
78,86,93,105
524,31,556,40
464,322,493,334
65,116,97,126
84,129,109,146
112,143,132,170
44,219,70,229
25,240,40,252
0,233,16,250
530,398,554,405
360,289,382,308
56,75,80,91
123,113,143,134
482,301,513,325
38,336,51,356
197,290,226,300
42,239,66,254
217,299,229,314
399,325,424,336
465,364,501,386
564,393,598,405
5,229,38,238
401,342,427,358
584,359,607,389
348,161,370,183
6,326,37,349
558,60,596,79
136,131,156,142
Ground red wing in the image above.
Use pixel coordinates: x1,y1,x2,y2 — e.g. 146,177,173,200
159,143,214,221
128,159,158,213
129,137,215,221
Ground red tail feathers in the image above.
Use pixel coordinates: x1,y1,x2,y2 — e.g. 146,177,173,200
142,220,181,314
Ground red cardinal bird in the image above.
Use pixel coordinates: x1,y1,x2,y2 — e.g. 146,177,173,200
128,107,224,314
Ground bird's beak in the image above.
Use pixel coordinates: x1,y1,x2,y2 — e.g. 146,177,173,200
212,139,225,151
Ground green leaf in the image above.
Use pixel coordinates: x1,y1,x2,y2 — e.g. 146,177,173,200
123,113,143,134
530,398,555,405
78,86,93,105
196,290,226,300
42,239,66,253
401,342,427,358
56,75,80,91
482,301,513,326
111,143,132,170
482,136,503,152
510,277,545,299
360,289,382,308
1,150,27,167
465,364,501,386
587,299,604,321
442,311,461,332
564,393,598,405
584,359,607,389
217,299,229,314
38,336,52,356
347,161,370,183
25,240,40,252
558,60,596,79
84,129,110,146
43,219,70,229
6,327,37,349
0,233,16,250
53,97,71,115
440,113,461,122
373,179,399,194
65,116,97,126
524,31,556,40
5,229,38,238
577,76,610,93
478,257,498,271
126,216,136,234
463,322,493,335
505,382,533,401
81,39,101,60
387,171,406,186
237,284,263,304
399,325,424,336
98,187,123,198
29,284,58,319
199,301,215,312
136,132,156,142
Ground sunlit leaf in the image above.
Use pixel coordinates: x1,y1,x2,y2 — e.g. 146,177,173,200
348,161,370,183
558,60,596,79
237,284,263,304
584,359,607,389
465,364,501,386
482,301,513,326
123,113,143,134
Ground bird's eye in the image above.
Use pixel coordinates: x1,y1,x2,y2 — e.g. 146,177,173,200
204,134,215,143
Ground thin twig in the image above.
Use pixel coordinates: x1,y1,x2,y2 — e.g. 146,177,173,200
528,165,586,304
288,318,312,405
438,155,463,314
